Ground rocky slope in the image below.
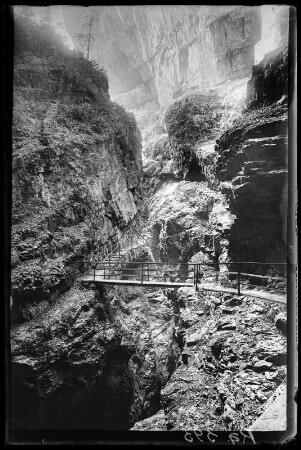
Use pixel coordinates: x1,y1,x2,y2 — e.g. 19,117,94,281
132,288,286,430
11,17,142,323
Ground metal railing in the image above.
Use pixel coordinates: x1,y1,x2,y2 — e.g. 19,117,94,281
86,260,287,295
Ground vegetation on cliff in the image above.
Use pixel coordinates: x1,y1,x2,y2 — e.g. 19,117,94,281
164,92,223,176
12,16,142,322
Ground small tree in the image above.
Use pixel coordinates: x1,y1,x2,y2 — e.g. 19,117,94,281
76,7,98,59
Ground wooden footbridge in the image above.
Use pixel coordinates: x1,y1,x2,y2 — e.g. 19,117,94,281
80,236,287,304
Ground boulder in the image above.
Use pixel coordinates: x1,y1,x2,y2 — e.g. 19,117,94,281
224,297,243,307
216,317,236,331
254,360,274,372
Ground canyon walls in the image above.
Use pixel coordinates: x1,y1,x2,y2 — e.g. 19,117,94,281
11,17,143,322
9,6,291,437
62,5,263,128
141,44,288,281
215,47,288,270
10,15,178,433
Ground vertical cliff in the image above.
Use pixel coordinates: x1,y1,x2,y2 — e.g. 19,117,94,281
215,47,288,270
11,16,143,322
62,5,262,128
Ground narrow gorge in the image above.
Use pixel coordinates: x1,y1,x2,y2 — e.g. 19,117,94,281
8,5,296,443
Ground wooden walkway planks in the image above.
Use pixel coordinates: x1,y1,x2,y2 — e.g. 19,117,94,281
80,276,286,303
80,276,192,289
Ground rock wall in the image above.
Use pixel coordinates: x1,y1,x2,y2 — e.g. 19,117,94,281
11,17,143,322
10,18,180,432
62,5,262,128
215,47,288,270
11,285,180,429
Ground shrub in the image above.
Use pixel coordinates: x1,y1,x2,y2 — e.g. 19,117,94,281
14,16,109,96
22,300,49,321
165,92,223,147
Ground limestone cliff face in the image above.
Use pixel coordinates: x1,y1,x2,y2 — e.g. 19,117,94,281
11,17,143,322
135,47,289,306
215,47,288,269
63,5,262,127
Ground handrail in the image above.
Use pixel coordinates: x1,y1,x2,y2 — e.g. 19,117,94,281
90,260,287,295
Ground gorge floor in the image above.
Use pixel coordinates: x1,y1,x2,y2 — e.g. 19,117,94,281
132,287,287,431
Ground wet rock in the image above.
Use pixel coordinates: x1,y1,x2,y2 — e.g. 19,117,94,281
254,360,274,372
186,331,202,347
224,297,243,307
216,317,236,331
265,370,284,381
255,338,286,366
148,180,228,265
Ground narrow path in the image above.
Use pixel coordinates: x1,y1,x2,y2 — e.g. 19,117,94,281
80,276,286,303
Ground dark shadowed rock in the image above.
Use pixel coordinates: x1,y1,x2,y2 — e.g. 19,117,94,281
274,312,287,334
224,297,243,307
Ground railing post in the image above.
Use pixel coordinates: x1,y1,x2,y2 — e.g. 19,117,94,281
237,263,241,295
94,264,96,282
141,263,144,284
148,262,150,281
196,265,199,292
194,265,196,291
104,263,106,280
118,244,120,260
